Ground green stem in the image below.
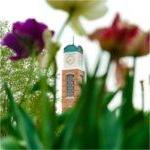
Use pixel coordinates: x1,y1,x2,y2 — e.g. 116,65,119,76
132,57,136,102
133,57,136,78
53,60,57,114
44,14,72,114
140,80,144,111
19,57,35,105
56,14,72,41
104,56,112,79
93,51,104,77
99,55,112,100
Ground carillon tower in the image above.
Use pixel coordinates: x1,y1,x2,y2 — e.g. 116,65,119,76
62,43,84,111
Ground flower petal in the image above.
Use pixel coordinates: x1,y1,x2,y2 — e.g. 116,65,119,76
139,32,150,55
70,17,86,35
13,19,47,40
1,33,29,60
1,33,26,55
112,13,121,27
82,0,107,20
47,0,74,12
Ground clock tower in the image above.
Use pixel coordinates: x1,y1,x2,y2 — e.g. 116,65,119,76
62,44,84,111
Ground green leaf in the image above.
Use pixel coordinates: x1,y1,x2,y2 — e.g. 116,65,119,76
121,70,135,123
58,75,105,149
102,90,120,109
120,67,149,149
37,75,55,149
0,137,25,150
17,107,43,149
99,110,122,149
0,116,19,137
30,79,53,93
122,112,149,149
4,82,42,149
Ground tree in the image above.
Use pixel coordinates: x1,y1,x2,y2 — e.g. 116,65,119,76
0,21,44,122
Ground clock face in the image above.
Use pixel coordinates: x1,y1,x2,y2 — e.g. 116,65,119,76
65,55,75,65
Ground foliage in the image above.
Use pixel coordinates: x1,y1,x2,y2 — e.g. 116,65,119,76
0,65,149,149
0,22,53,122
0,21,9,38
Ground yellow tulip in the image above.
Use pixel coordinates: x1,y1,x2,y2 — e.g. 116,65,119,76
47,0,107,35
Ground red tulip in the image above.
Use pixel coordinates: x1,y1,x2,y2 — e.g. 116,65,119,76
89,13,150,58
122,32,150,56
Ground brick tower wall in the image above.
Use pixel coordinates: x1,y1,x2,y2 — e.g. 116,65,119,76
62,69,84,111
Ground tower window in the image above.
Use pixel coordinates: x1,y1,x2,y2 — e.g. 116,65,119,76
66,74,74,97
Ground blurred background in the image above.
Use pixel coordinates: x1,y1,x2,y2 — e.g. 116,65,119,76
0,0,150,111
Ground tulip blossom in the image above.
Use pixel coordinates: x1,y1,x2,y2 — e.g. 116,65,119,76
1,19,54,61
89,14,150,58
47,0,107,35
89,14,149,88
122,32,150,56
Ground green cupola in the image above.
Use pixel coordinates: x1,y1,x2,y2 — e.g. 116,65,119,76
64,44,83,54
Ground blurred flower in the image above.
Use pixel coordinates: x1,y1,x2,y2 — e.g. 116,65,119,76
47,0,107,35
122,32,150,56
1,19,54,61
89,13,150,58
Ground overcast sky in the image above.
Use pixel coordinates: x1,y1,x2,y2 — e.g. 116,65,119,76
0,0,150,111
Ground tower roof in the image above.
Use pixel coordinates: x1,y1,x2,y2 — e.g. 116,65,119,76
64,44,83,54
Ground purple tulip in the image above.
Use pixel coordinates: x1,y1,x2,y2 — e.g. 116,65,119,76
1,19,54,60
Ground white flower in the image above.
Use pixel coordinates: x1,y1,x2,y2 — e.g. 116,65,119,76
47,0,107,35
